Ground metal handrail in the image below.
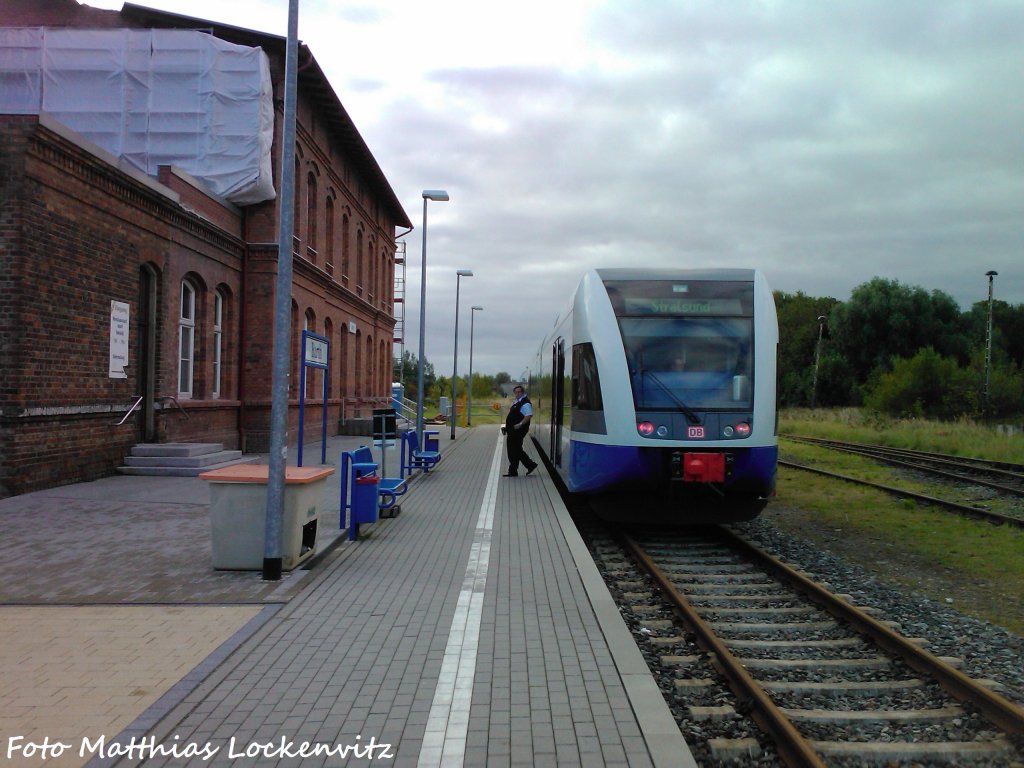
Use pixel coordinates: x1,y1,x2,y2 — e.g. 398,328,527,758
114,395,144,426
396,396,417,425
157,395,190,419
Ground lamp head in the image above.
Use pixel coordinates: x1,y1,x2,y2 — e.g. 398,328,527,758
422,190,449,201
986,270,998,277
457,269,474,277
472,305,484,311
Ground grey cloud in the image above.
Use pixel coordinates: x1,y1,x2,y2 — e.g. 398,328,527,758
347,1,1024,376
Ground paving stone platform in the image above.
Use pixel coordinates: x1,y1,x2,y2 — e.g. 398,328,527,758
0,426,694,768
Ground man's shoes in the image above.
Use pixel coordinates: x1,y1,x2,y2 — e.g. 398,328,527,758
503,473,518,478
526,466,536,476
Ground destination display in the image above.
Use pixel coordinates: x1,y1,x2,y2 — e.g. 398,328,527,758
605,279,754,317
622,297,745,315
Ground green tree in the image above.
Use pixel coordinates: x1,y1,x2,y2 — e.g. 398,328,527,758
774,290,840,406
392,350,436,401
965,299,1024,370
830,278,971,386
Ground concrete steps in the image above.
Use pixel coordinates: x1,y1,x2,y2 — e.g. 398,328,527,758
118,443,255,477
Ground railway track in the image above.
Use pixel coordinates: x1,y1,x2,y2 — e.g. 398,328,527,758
601,524,1024,767
779,438,1024,528
785,436,1024,498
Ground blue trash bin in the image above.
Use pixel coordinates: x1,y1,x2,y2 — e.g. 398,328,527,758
424,430,439,453
352,472,380,526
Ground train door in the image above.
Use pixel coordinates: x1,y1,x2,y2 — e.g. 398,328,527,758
551,338,565,466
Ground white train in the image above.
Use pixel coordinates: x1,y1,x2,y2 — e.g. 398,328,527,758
530,268,778,522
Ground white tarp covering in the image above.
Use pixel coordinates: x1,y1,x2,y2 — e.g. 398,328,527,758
0,27,275,205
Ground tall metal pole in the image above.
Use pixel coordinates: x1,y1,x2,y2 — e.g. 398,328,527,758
415,191,448,445
467,306,482,427
262,0,300,581
811,315,826,408
450,275,461,440
984,270,998,416
450,270,472,439
416,197,428,445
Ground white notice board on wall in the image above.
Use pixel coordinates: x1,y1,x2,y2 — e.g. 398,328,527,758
109,300,130,378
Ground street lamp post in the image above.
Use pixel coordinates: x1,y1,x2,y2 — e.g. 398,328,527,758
467,306,483,426
416,190,448,445
984,270,998,416
811,315,827,408
450,270,473,439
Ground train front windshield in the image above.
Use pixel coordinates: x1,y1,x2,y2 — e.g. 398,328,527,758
604,279,755,411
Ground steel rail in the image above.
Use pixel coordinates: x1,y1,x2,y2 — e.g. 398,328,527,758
779,459,1023,528
621,532,828,768
788,438,1024,497
721,527,1024,737
786,435,1024,478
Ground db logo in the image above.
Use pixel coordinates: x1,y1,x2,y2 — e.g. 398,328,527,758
687,426,705,439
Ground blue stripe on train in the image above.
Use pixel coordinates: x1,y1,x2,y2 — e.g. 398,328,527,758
567,441,777,495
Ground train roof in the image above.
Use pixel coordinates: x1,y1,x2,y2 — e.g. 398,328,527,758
595,268,759,282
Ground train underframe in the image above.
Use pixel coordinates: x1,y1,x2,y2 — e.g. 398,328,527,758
568,441,777,523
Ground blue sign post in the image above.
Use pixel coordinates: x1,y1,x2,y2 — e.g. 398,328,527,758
298,330,329,467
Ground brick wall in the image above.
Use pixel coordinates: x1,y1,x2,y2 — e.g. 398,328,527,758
0,117,247,496
1,51,408,495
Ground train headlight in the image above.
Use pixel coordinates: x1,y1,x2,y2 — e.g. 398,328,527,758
723,426,734,438
735,422,751,437
656,425,669,438
637,421,655,436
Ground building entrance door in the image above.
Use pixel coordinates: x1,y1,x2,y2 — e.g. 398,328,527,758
138,264,159,441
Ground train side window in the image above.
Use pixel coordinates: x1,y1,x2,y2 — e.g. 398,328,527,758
572,343,603,411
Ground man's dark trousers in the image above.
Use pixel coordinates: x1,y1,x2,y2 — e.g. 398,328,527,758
506,428,537,476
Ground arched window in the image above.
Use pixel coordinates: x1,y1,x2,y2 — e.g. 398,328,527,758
365,335,374,396
178,279,196,398
293,156,302,254
212,289,225,398
324,318,334,398
304,310,316,398
372,237,380,303
290,300,299,397
325,196,335,276
354,329,362,396
341,213,350,280
306,170,318,259
340,323,349,396
356,229,364,295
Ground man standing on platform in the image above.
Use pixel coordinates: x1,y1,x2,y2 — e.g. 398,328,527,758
503,384,538,477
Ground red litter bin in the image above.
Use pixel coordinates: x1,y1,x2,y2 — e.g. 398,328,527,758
352,472,380,526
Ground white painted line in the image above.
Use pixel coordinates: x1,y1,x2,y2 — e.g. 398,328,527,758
417,432,503,768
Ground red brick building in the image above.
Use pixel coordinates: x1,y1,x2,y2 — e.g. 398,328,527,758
0,1,412,497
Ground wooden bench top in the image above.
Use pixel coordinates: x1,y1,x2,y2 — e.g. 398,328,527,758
200,465,335,484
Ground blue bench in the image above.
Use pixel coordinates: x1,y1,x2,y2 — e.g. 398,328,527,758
400,430,441,477
340,446,407,535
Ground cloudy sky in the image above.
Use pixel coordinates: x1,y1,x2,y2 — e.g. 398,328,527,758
86,0,1023,379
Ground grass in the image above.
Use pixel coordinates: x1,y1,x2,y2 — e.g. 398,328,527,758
780,408,1024,464
770,409,1024,635
432,399,507,430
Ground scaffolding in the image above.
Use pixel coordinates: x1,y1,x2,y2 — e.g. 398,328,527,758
392,240,407,384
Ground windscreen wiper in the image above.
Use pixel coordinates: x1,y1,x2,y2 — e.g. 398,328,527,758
635,363,701,426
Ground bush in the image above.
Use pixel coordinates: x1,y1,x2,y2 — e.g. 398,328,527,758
863,348,978,419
